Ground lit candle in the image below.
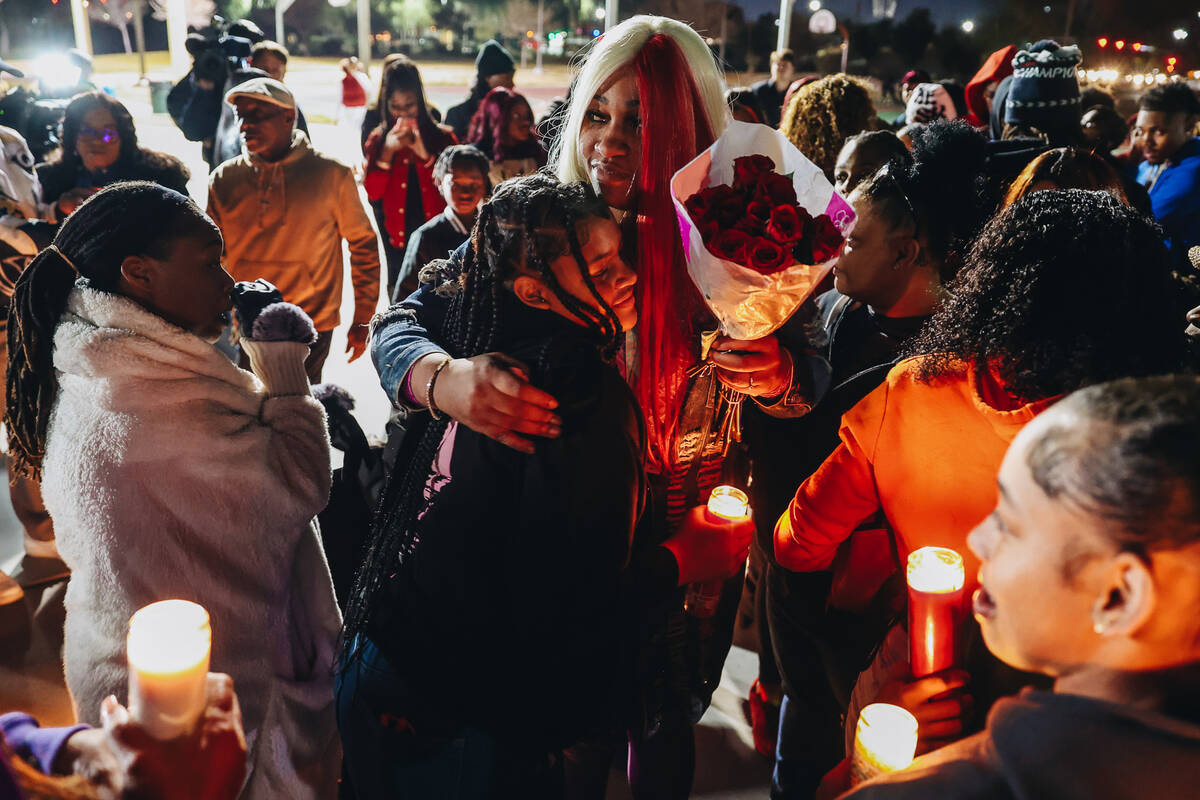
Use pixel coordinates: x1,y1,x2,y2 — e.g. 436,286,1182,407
906,546,965,678
850,703,918,785
686,486,751,618
126,600,212,740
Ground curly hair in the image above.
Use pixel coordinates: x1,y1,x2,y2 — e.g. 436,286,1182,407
780,74,877,179
343,174,620,654
1003,146,1127,208
853,120,987,280
905,189,1187,401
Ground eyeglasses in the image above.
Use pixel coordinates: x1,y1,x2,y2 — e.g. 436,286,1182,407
78,127,118,143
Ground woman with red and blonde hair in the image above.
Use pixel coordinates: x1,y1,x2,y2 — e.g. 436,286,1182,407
370,15,823,798
466,85,547,186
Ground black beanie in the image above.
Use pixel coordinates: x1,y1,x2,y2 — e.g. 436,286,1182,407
1004,42,1082,131
475,40,515,78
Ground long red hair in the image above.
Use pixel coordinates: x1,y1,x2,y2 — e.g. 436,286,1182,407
632,34,716,472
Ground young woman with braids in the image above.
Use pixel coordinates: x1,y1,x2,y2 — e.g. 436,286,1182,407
775,190,1189,771
369,16,817,797
6,182,341,798
338,174,643,797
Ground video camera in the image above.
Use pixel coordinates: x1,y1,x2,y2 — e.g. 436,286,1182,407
185,17,265,87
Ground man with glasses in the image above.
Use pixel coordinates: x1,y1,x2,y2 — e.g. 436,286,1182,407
207,78,381,382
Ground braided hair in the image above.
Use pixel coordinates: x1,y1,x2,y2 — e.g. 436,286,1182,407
6,181,207,480
342,173,622,653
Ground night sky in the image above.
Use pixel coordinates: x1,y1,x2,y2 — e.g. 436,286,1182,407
735,0,989,27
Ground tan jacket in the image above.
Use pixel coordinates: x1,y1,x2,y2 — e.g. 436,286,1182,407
207,130,380,332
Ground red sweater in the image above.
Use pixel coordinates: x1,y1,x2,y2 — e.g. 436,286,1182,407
775,357,1058,595
363,127,455,250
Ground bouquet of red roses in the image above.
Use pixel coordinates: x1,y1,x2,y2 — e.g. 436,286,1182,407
672,120,855,340
685,154,845,274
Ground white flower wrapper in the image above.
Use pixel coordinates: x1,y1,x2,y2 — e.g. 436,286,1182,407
671,120,856,340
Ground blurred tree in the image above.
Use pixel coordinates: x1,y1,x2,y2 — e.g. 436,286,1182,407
892,7,934,65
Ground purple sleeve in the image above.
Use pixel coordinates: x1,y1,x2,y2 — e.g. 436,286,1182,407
0,713,89,775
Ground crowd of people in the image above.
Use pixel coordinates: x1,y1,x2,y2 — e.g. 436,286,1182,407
0,12,1198,800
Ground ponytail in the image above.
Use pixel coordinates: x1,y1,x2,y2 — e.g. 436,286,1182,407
5,181,204,479
6,248,80,479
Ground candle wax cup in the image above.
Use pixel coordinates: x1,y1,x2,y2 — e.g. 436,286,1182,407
687,486,751,618
127,600,212,740
906,547,966,678
850,703,918,785
706,485,750,523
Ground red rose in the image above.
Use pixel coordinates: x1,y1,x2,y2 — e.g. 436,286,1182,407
734,218,763,235
747,200,773,224
809,214,845,263
766,204,804,244
685,193,713,224
697,218,720,242
709,229,753,264
733,154,777,187
757,172,799,207
747,237,792,273
685,184,740,222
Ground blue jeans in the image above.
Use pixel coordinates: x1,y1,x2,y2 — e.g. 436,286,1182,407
336,638,565,800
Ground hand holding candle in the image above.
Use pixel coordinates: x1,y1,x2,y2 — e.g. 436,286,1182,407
683,486,753,618
850,703,919,785
127,600,212,741
907,546,965,678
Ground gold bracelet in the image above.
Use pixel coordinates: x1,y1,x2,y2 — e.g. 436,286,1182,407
426,356,453,420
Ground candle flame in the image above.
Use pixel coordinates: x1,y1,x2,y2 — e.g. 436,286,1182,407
855,703,919,773
127,600,212,675
906,546,965,594
707,485,750,521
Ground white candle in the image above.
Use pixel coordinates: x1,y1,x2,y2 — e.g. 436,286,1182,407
126,599,211,740
850,703,919,785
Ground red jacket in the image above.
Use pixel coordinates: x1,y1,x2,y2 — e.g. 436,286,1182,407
363,126,455,250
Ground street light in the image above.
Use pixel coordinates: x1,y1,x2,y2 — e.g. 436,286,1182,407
961,19,975,33
595,7,605,19
808,0,821,10
1173,28,1188,41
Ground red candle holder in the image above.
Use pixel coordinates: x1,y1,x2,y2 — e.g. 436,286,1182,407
906,546,965,678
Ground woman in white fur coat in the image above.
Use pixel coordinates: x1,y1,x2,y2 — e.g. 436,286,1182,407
5,182,342,799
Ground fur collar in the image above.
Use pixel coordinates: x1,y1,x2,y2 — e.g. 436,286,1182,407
54,285,260,395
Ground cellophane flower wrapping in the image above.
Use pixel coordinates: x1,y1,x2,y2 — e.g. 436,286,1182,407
671,120,856,340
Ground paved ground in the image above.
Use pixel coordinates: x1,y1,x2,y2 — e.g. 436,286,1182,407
0,55,774,798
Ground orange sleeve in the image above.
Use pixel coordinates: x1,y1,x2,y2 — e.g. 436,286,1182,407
774,378,889,572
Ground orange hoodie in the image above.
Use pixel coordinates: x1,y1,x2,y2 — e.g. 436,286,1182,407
965,46,1018,129
775,356,1058,594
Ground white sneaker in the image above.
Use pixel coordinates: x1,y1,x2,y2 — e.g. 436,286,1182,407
0,570,23,606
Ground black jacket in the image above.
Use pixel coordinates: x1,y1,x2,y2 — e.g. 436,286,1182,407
846,689,1200,800
36,152,191,208
371,298,646,748
394,210,471,303
444,95,481,142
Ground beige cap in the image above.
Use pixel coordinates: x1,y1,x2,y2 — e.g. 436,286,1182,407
225,77,295,110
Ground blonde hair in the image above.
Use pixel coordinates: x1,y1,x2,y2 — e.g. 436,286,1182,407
552,15,730,186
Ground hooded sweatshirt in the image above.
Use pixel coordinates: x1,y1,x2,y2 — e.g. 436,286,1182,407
42,286,341,799
842,689,1200,799
775,356,1057,593
964,46,1018,129
207,129,381,333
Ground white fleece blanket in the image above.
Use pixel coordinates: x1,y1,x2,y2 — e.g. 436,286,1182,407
43,286,341,799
